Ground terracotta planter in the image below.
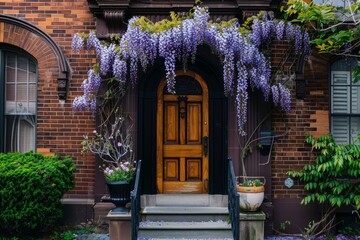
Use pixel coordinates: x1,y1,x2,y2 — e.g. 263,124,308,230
237,185,264,212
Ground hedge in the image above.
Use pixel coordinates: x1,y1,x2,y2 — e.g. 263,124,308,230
0,152,75,237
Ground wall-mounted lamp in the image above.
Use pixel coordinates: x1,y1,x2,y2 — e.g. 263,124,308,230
57,78,67,101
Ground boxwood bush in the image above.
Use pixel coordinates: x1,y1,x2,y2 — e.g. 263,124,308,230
0,152,76,237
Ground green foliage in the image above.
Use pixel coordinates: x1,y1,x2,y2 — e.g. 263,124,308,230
50,231,75,240
279,220,291,231
0,152,76,237
241,179,264,187
50,224,96,240
338,226,360,236
133,12,188,34
288,134,360,209
284,0,360,57
353,65,360,84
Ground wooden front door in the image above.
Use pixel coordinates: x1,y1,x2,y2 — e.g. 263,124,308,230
157,71,209,193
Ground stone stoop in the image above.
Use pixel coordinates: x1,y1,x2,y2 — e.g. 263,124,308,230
138,194,233,240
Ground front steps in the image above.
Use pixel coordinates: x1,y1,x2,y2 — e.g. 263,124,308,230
138,194,233,240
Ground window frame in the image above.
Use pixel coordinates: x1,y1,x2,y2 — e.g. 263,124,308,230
0,44,38,152
330,59,360,144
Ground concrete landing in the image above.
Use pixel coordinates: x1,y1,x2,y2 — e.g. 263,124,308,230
141,194,228,207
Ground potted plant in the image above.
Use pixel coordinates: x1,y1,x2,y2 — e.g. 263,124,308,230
236,177,265,212
82,113,135,213
236,123,269,212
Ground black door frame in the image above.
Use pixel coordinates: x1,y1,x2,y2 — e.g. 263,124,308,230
137,46,228,194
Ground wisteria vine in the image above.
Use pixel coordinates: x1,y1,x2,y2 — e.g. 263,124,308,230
71,6,310,135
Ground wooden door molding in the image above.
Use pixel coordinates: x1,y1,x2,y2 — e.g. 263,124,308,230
157,70,209,193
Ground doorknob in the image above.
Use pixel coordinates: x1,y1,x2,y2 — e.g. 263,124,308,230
203,136,209,157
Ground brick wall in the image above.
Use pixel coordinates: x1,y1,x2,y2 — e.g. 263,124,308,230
271,52,330,199
0,1,97,198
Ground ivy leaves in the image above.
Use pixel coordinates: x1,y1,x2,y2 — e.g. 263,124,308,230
288,134,360,209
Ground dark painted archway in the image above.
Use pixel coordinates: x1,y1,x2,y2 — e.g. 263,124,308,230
138,45,228,194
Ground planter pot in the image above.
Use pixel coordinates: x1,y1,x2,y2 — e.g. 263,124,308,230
106,181,131,213
237,185,264,212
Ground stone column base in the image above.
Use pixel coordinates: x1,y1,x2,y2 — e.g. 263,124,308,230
240,211,266,240
106,210,131,240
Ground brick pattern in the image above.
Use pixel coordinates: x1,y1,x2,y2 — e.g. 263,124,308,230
271,52,330,199
0,1,97,197
309,110,329,139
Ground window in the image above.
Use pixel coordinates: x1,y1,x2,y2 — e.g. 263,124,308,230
331,58,360,144
0,46,37,152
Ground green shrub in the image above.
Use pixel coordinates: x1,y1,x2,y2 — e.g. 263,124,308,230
0,152,76,237
288,134,360,209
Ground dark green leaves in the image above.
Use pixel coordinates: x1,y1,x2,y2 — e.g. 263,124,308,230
288,134,360,210
0,152,76,237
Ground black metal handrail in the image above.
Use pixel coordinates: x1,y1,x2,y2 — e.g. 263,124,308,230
131,160,142,240
228,158,240,240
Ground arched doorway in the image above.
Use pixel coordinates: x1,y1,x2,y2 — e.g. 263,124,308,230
156,71,209,193
138,47,228,194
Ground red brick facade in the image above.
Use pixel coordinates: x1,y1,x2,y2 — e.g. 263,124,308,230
0,0,335,231
271,52,329,199
0,1,97,198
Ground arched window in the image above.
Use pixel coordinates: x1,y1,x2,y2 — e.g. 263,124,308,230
331,58,360,144
0,45,37,152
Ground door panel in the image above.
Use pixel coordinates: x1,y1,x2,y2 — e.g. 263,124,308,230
164,103,179,143
164,159,179,181
157,72,209,193
186,159,201,180
187,103,201,144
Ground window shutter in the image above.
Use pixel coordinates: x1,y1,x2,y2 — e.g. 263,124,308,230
331,117,349,144
332,72,350,114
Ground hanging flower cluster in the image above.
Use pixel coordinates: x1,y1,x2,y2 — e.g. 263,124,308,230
248,12,311,56
72,6,310,135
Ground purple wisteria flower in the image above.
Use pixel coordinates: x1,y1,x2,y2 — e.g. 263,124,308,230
271,85,279,106
100,44,116,75
71,33,84,53
276,21,285,41
113,55,127,82
72,95,89,111
278,83,291,112
236,62,248,136
249,19,262,47
87,31,102,56
71,6,310,134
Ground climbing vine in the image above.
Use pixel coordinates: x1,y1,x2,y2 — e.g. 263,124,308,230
288,134,360,209
71,5,310,135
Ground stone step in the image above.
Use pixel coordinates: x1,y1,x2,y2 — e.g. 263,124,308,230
138,228,233,239
142,206,228,214
138,238,232,240
141,206,229,222
138,195,232,239
139,220,231,230
141,194,228,208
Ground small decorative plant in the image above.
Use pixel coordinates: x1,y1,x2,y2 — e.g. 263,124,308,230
102,161,135,182
82,112,135,183
236,176,265,211
240,179,264,187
